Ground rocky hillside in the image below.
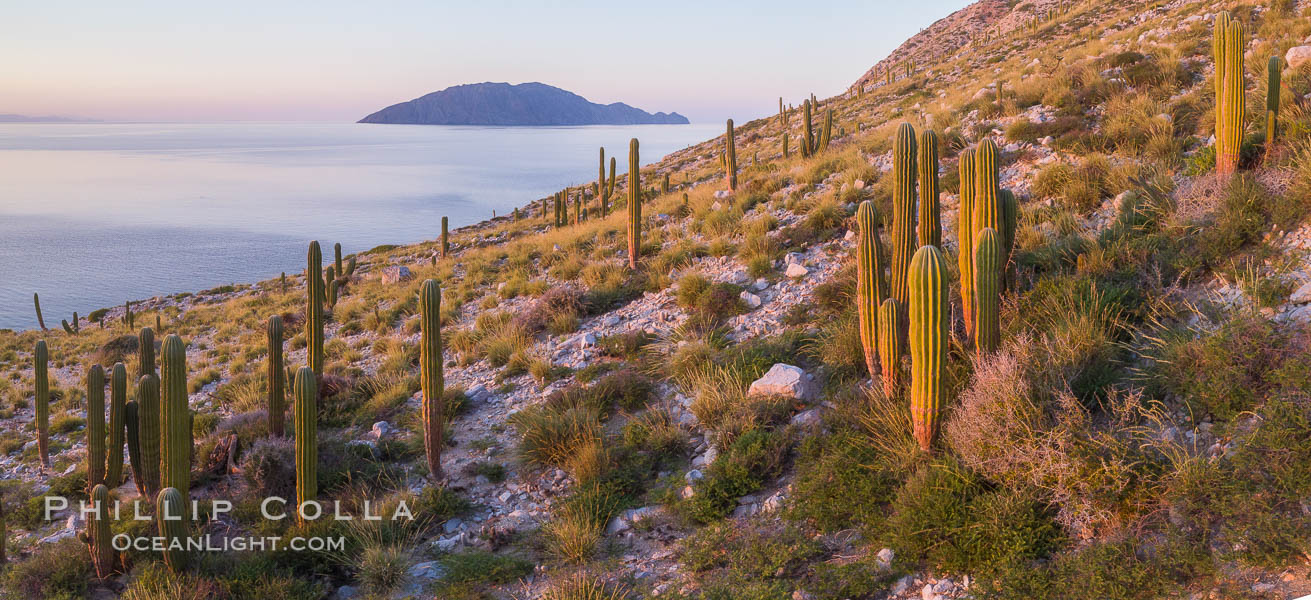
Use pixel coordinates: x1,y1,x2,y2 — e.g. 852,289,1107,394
7,0,1311,599
359,82,690,126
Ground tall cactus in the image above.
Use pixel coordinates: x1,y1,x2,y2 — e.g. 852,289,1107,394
855,201,889,378
1214,13,1245,176
917,130,941,248
908,245,948,452
293,367,317,523
137,373,160,496
878,298,903,397
107,363,127,487
138,327,155,379
1000,189,1018,291
419,279,445,480
156,487,189,572
306,241,324,376
957,148,977,334
334,242,343,277
972,228,1002,355
327,279,339,309
33,292,48,331
160,335,189,499
627,138,641,269
889,123,918,314
441,217,450,258
598,147,607,212
86,484,115,578
607,156,617,213
973,139,1001,235
1267,55,1281,144
817,109,833,153
801,100,814,158
725,119,737,192
783,132,790,158
35,340,50,468
125,400,143,495
86,365,106,489
267,316,285,437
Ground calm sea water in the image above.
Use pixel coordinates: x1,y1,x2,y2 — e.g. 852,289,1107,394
0,122,721,330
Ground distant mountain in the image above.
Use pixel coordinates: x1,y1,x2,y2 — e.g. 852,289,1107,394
0,113,97,123
359,82,689,126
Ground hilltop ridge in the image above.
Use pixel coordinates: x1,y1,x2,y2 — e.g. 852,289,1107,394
359,82,690,126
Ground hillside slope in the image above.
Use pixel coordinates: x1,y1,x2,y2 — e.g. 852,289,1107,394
6,0,1311,599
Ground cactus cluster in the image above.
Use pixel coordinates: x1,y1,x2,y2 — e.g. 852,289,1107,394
798,100,833,158
627,138,641,269
420,279,445,480
1213,12,1245,176
725,119,737,192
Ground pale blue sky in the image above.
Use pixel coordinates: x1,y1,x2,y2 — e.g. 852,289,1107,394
1,1,972,123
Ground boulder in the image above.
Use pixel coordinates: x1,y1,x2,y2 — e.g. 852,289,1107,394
380,266,412,285
1287,46,1311,70
748,364,816,400
740,291,763,309
785,263,809,278
1290,280,1311,304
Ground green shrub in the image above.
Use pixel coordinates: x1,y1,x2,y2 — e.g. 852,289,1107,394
1,538,93,599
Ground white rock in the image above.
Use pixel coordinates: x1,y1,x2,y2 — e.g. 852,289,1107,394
1287,46,1311,69
854,179,866,190
380,266,412,285
1289,280,1311,304
684,469,705,482
601,315,621,327
790,408,823,429
844,230,857,242
606,516,630,535
681,485,696,499
891,576,915,596
785,263,809,278
443,518,463,534
740,291,763,309
748,364,816,400
370,421,393,440
754,278,769,291
409,561,445,579
922,584,940,600
876,547,895,568
575,332,597,348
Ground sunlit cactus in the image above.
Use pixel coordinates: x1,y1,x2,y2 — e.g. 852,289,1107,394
890,123,918,315
627,138,641,269
908,245,948,452
35,340,50,467
957,148,977,334
856,201,889,378
973,138,1000,235
917,130,941,248
1214,12,1245,177
878,298,903,397
160,334,190,499
972,228,1002,355
725,119,737,192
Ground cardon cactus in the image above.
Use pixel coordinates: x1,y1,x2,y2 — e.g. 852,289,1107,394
306,241,324,376
1267,55,1281,143
973,139,1001,235
267,315,285,437
662,172,670,195
86,365,106,489
725,119,737,192
801,100,814,158
35,340,50,467
957,148,977,334
889,123,918,314
855,201,889,378
598,147,607,210
125,400,143,495
817,109,833,153
878,298,903,397
1000,189,1018,290
136,373,160,496
608,156,617,211
972,228,1002,355
627,138,641,269
156,487,189,572
441,216,450,257
138,327,155,379
33,292,48,331
327,279,339,309
419,279,445,480
334,242,343,277
293,367,317,522
908,245,948,452
574,194,581,225
107,363,127,487
160,335,190,499
917,130,941,248
1214,13,1245,176
86,484,115,578
782,132,790,158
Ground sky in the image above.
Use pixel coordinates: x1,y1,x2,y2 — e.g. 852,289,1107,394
1,1,974,124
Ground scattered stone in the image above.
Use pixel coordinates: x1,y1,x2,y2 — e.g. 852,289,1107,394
409,561,445,580
1287,46,1311,69
370,421,393,440
380,266,412,285
753,278,769,291
876,547,895,569
684,469,704,482
785,263,809,278
748,364,816,400
1290,280,1311,304
740,291,763,309
790,408,823,429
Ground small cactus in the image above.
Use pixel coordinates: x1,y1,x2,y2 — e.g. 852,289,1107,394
890,123,918,315
306,241,324,376
1267,55,1281,144
627,138,641,269
782,132,790,158
35,340,50,467
908,245,948,452
441,216,450,257
137,374,160,496
33,292,48,331
972,228,1002,355
957,148,977,334
1214,13,1245,176
327,279,339,309
725,119,737,192
662,172,670,195
87,365,106,489
855,201,889,378
293,367,317,523
160,335,190,499
107,363,127,487
420,279,445,481
917,130,941,248
608,156,617,212
878,298,903,397
86,484,116,578
156,487,189,572
268,316,285,437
